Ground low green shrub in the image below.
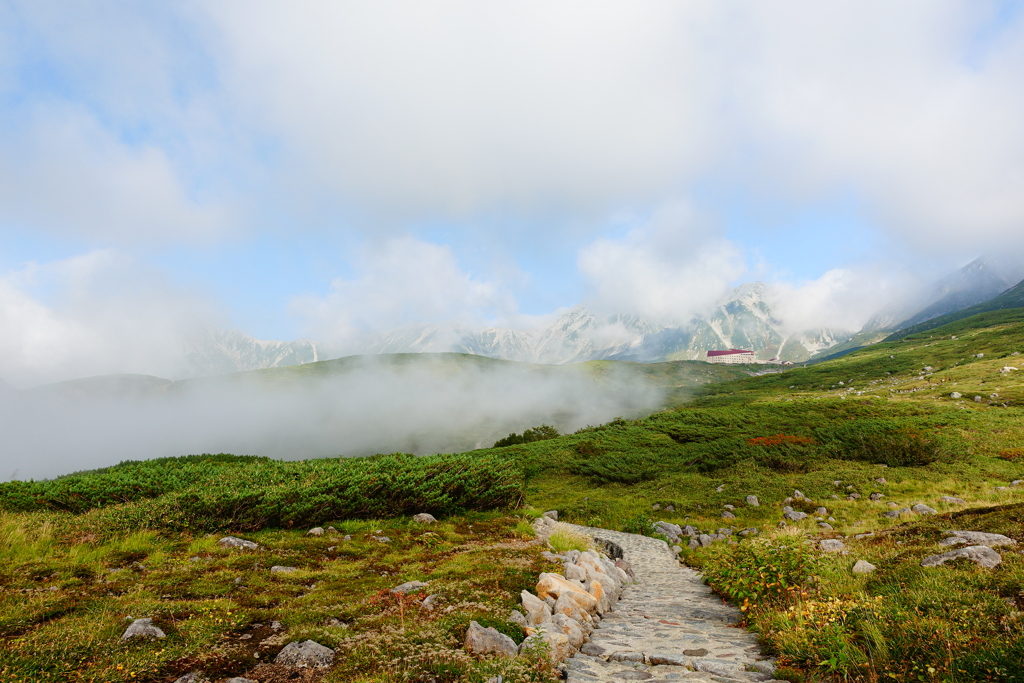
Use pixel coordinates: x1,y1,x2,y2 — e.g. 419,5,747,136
493,424,560,448
697,535,818,612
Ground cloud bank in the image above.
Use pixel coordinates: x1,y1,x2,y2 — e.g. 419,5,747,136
0,356,663,481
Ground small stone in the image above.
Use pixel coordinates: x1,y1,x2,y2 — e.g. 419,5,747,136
651,504,661,511
939,496,966,504
883,507,912,518
271,566,298,573
541,510,558,521
721,510,736,519
343,535,352,541
274,640,335,667
975,396,983,402
664,504,675,512
912,503,937,515
306,527,324,536
815,507,828,516
723,504,735,510
819,539,846,553
940,531,1017,548
739,527,759,536
745,495,759,507
950,392,962,399
716,485,725,492
121,618,166,641
421,594,442,611
270,621,282,630
172,674,206,683
509,610,528,627
391,580,430,593
848,493,862,500
921,545,1002,569
818,522,833,530
1014,481,1024,486
876,477,887,484
413,513,438,524
372,535,392,543
852,559,877,574
793,489,805,499
869,493,884,501
326,526,338,534
465,620,518,657
218,536,258,550
783,510,808,521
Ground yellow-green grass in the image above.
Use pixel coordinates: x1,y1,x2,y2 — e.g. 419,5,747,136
0,512,559,683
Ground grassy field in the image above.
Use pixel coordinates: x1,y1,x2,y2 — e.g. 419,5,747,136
0,511,561,683
1,309,1023,682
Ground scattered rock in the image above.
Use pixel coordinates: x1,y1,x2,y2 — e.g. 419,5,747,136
413,513,438,524
745,495,759,507
306,527,324,536
819,539,846,553
783,510,808,521
815,507,828,516
852,559,876,574
218,536,258,550
921,545,1002,569
121,618,166,641
950,392,962,399
172,673,207,683
274,640,335,667
509,610,528,627
854,532,874,540
974,396,983,403
326,526,338,534
912,503,937,515
1014,480,1024,487
940,531,1017,548
391,580,430,593
793,489,805,499
739,527,759,536
883,507,911,518
721,510,736,519
995,486,1009,491
421,594,442,611
464,620,518,657
940,496,966,505
818,522,834,530
876,477,887,484
542,510,559,521
716,485,725,492
520,630,570,662
371,535,392,543
650,503,661,511
664,504,675,512
848,493,862,500
869,493,884,501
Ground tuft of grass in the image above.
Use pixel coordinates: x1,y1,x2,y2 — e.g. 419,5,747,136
546,524,591,553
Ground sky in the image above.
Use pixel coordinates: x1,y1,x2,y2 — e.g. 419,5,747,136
2,1,1024,387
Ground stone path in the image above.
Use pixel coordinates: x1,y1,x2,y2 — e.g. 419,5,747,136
561,525,781,683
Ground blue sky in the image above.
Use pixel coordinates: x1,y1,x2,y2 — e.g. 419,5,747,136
2,1,1024,385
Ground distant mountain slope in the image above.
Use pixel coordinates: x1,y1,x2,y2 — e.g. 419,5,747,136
884,278,1024,341
360,283,853,365
860,257,1014,334
184,328,321,376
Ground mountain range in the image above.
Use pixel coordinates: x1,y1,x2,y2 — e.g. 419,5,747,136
109,257,1024,379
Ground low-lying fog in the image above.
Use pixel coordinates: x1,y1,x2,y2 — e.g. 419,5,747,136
0,355,664,481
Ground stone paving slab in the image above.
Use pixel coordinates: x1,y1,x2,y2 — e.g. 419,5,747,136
562,525,782,683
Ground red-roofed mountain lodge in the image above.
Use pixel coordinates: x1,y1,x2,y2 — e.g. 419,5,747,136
706,349,756,364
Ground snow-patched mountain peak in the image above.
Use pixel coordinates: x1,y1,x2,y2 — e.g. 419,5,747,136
184,329,321,376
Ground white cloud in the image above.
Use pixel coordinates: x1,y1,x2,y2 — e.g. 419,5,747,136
578,203,745,323
0,105,232,243
0,251,221,387
764,266,916,335
290,237,516,347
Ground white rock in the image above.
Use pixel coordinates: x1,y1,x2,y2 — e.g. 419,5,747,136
921,545,1001,569
939,531,1017,548
218,536,258,550
121,618,166,641
852,559,876,574
464,620,518,657
274,640,335,667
